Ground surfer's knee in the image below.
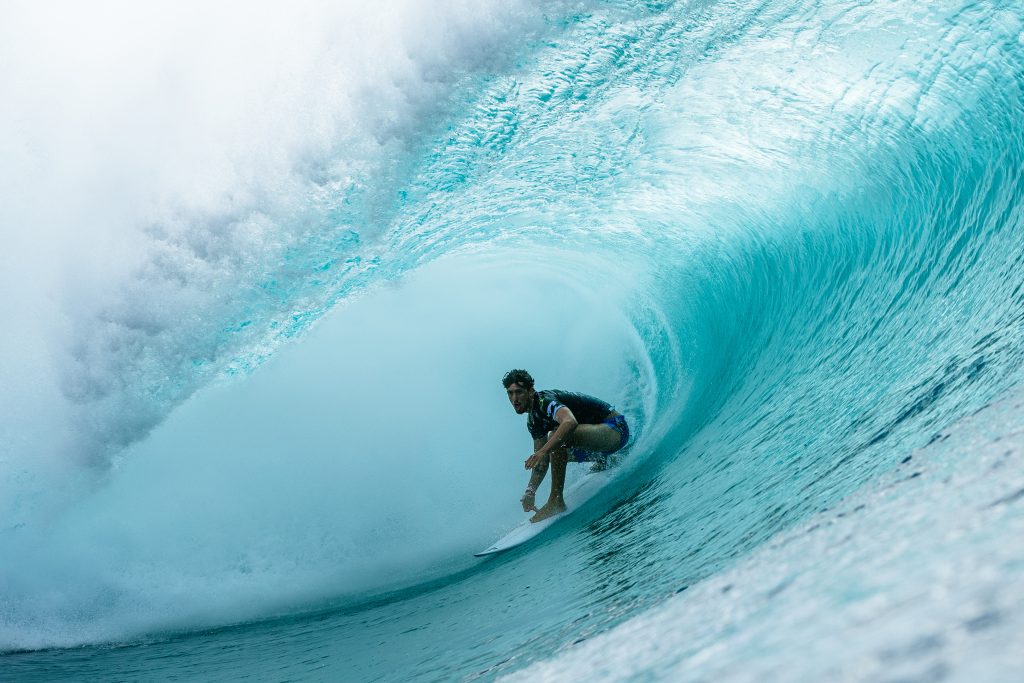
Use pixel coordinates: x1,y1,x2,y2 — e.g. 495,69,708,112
545,431,570,457
549,446,568,464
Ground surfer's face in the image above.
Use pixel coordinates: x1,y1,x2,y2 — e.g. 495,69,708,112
506,383,534,414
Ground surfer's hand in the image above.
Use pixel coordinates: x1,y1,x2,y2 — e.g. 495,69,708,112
521,483,538,512
525,452,545,469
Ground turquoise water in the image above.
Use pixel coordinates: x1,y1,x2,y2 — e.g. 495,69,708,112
2,0,1023,680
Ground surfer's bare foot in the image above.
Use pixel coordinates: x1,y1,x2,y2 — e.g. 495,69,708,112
530,500,567,523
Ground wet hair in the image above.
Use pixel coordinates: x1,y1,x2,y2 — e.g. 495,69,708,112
501,369,534,389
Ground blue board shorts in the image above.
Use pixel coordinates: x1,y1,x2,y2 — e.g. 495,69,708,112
569,414,630,463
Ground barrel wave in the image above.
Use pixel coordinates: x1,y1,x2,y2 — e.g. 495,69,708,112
2,0,1023,680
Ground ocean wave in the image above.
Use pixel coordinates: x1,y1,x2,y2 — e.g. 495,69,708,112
2,0,1023,673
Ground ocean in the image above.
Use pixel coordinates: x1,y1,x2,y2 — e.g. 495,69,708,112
2,0,1023,680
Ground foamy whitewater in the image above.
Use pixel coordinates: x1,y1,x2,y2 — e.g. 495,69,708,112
2,0,1023,680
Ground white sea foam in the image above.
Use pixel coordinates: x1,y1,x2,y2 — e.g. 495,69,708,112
0,0,597,648
0,0,579,517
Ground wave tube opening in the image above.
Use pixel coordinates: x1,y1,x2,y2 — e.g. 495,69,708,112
0,248,666,651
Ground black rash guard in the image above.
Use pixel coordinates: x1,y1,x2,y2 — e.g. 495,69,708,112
526,390,615,440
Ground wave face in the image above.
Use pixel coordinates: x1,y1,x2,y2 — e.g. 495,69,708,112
3,0,1024,679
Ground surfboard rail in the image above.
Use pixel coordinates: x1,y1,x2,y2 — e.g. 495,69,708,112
474,469,615,556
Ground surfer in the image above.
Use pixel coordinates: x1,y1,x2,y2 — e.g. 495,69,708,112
502,369,629,523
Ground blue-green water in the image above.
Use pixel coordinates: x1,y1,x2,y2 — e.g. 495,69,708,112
2,0,1023,680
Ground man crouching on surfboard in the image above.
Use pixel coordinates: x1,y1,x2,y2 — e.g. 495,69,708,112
502,369,629,523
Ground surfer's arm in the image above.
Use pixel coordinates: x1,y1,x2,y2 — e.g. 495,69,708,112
521,438,548,511
526,437,549,480
527,407,578,466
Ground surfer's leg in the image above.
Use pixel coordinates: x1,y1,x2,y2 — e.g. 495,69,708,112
570,419,630,471
531,445,568,522
530,419,630,522
570,422,623,453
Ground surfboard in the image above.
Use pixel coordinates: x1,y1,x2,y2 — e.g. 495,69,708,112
474,468,615,557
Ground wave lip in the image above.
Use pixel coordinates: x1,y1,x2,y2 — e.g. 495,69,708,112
0,0,584,474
